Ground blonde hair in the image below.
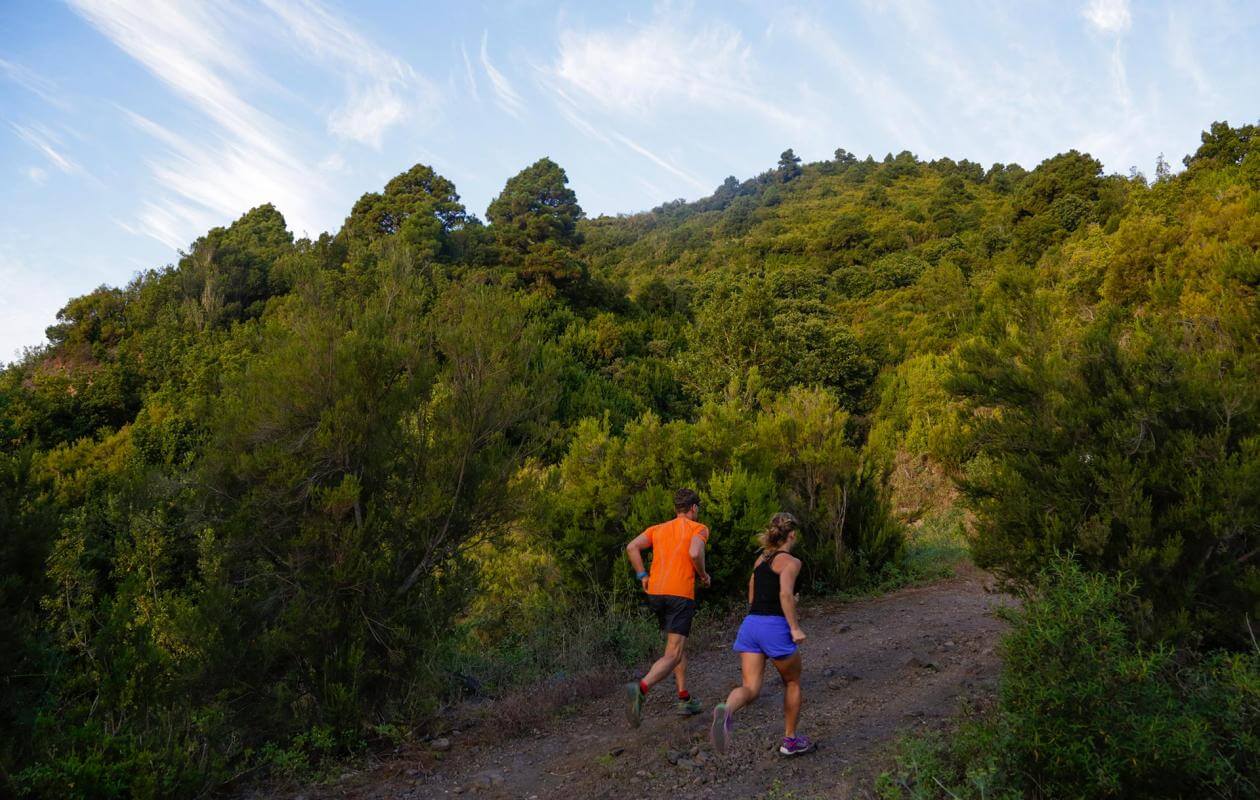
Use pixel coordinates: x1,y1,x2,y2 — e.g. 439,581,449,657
758,512,799,554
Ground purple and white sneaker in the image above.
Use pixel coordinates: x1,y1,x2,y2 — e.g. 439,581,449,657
778,735,817,756
710,703,732,754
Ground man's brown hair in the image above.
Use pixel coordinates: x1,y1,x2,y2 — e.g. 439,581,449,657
673,487,700,513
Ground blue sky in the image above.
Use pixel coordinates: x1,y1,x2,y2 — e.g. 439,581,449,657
1,0,1257,361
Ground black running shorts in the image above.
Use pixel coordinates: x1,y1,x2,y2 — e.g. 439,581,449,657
646,594,697,637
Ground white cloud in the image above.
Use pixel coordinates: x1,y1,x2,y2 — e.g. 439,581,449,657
70,0,439,250
550,10,797,131
11,123,79,173
781,10,933,156
318,152,347,173
610,131,707,192
481,31,524,117
25,166,48,184
1083,0,1132,35
259,0,437,148
461,42,480,102
1166,8,1222,105
0,58,70,109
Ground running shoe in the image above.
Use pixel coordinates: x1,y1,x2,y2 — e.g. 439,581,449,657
624,682,644,728
778,735,817,756
710,703,732,754
676,697,703,716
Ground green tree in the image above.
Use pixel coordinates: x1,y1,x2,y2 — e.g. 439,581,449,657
777,148,803,181
341,164,468,261
487,157,584,254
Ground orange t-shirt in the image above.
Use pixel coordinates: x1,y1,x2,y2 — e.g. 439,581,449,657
644,517,709,599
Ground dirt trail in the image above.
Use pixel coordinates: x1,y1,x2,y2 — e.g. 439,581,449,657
297,566,1013,800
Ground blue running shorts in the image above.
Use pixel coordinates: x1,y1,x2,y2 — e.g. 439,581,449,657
732,614,797,660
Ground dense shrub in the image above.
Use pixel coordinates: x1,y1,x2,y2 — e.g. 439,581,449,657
877,559,1260,800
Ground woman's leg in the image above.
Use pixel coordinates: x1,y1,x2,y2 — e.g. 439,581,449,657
724,652,766,712
771,652,803,738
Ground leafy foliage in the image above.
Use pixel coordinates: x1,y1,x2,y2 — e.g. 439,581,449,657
3,120,1259,796
877,559,1259,800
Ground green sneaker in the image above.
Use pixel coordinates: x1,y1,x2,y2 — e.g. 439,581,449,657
624,682,645,728
676,696,703,716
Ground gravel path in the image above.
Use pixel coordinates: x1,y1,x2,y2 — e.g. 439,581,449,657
287,565,1013,800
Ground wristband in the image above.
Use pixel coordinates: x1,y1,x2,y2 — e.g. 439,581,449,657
636,571,648,580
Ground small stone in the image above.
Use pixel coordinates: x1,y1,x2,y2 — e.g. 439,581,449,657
907,654,940,671
839,624,852,633
822,667,836,678
471,770,505,787
676,758,695,769
944,640,956,648
636,770,649,777
430,737,452,752
610,746,625,757
689,744,700,757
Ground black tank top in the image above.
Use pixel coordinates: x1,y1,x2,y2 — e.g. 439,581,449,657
749,551,789,616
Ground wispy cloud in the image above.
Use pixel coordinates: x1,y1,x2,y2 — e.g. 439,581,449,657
11,123,79,173
1083,0,1132,35
259,0,438,148
550,9,797,131
461,42,480,102
481,31,524,117
25,166,48,185
1166,8,1222,106
610,131,707,191
70,0,326,246
781,10,932,155
0,58,70,109
68,0,435,249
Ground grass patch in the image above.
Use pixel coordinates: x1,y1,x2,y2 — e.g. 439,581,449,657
901,506,970,580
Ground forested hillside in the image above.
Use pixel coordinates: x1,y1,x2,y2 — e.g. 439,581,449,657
2,122,1257,798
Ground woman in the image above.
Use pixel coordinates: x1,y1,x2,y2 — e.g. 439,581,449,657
710,512,815,756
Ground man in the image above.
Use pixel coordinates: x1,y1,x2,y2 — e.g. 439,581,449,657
623,487,711,726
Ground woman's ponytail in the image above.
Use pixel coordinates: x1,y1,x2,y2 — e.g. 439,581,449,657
758,512,799,554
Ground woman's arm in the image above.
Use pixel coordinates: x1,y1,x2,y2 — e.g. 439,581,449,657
778,557,806,643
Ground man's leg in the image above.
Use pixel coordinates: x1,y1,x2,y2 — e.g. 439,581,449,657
642,633,687,688
673,652,687,694
625,633,687,727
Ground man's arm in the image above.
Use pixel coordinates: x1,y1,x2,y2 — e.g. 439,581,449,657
626,533,652,590
779,558,806,643
689,533,710,587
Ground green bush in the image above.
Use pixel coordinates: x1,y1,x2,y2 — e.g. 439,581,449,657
541,387,904,599
951,298,1260,646
878,559,1260,799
